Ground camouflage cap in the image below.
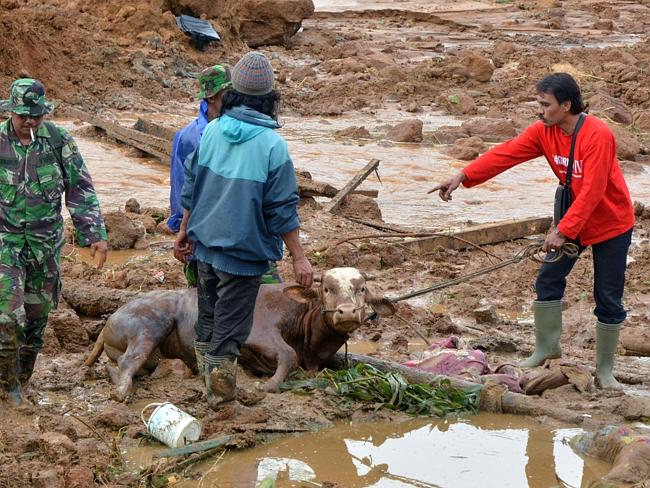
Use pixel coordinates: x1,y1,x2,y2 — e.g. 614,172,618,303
196,64,231,100
0,78,54,116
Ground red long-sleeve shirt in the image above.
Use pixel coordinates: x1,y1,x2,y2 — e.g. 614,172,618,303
462,116,634,245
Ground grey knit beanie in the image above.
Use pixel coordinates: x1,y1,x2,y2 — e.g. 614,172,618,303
231,52,275,96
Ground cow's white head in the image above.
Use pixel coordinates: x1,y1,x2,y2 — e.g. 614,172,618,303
284,267,395,333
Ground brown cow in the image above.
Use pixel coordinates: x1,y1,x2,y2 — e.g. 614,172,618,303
85,267,395,401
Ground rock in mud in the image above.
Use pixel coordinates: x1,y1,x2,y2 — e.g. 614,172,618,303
615,396,650,421
473,305,498,325
65,466,94,488
339,194,382,221
39,432,77,462
440,92,477,115
335,126,371,139
31,469,63,488
445,136,488,161
290,65,316,83
458,52,494,82
104,211,145,250
620,326,650,356
127,212,157,234
47,309,89,353
430,126,469,144
633,111,650,130
588,92,633,125
96,402,137,428
150,358,193,379
42,325,61,354
461,118,517,143
83,319,106,340
38,415,79,442
380,246,405,269
608,123,641,160
124,198,141,214
385,119,423,143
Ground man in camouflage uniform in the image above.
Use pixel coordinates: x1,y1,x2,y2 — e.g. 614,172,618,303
0,78,108,410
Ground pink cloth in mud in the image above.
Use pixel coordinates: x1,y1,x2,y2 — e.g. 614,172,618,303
402,336,523,393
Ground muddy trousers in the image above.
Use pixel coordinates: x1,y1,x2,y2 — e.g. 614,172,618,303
0,246,60,389
194,261,262,360
535,228,632,324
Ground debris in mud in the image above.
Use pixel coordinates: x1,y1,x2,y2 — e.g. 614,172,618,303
281,363,482,416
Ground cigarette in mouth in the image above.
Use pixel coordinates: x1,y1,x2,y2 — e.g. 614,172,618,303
30,128,35,142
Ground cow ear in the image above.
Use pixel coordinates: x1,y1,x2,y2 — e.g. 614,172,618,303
366,294,396,316
283,285,319,304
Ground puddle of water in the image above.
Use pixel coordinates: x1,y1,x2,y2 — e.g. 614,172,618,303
154,413,611,488
344,340,381,355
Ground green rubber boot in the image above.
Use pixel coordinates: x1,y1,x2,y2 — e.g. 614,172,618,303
595,321,622,390
204,354,237,411
519,300,563,368
193,340,209,376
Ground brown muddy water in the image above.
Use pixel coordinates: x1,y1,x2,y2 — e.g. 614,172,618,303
125,413,610,487
59,114,650,231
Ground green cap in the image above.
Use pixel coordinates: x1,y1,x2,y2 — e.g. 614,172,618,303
0,78,54,116
196,64,231,100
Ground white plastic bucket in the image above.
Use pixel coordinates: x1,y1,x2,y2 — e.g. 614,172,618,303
141,402,202,448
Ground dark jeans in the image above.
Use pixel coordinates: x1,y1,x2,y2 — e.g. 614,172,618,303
195,261,261,359
535,228,633,324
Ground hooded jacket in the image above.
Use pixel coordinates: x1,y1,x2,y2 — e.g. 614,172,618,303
181,106,299,275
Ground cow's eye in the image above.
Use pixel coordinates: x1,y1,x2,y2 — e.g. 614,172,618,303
324,287,329,294
360,286,366,293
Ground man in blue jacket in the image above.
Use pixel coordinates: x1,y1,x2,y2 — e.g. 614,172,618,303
168,65,231,234
168,65,231,287
176,52,313,410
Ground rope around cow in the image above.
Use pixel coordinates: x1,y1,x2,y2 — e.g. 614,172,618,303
388,240,579,304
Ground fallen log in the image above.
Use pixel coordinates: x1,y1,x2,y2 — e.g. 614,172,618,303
133,118,178,142
61,280,137,317
67,107,172,160
406,217,552,254
324,158,380,214
326,352,585,424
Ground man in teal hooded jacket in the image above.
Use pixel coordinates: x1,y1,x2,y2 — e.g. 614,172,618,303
175,52,313,410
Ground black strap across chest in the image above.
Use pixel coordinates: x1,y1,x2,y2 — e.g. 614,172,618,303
564,113,586,189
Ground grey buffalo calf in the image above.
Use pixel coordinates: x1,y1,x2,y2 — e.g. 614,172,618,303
85,267,395,402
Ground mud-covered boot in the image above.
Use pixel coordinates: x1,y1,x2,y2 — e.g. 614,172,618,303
595,321,623,390
18,348,39,385
193,341,210,376
519,300,563,368
0,354,33,413
204,353,236,411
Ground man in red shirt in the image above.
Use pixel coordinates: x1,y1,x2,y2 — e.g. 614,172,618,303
431,73,634,390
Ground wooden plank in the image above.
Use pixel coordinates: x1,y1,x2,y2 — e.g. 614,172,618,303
406,216,552,254
67,107,172,160
324,159,380,214
133,118,178,141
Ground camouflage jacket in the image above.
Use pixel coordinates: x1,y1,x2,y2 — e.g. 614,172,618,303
0,118,107,263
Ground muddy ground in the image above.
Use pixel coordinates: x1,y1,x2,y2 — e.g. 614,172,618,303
1,0,650,486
